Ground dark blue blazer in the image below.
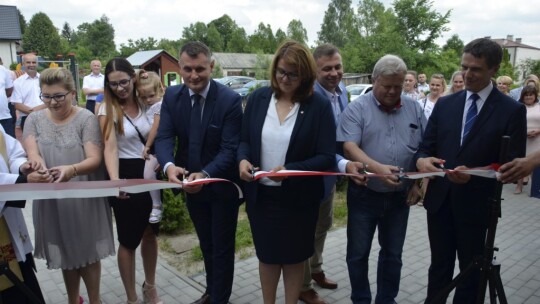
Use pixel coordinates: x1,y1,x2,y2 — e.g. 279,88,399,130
416,88,526,224
237,87,336,206
155,80,243,196
314,82,348,200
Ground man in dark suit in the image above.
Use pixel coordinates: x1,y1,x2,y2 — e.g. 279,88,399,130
416,38,527,304
300,43,365,304
155,41,243,304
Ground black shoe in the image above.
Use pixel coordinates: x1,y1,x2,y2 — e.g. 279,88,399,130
191,293,210,304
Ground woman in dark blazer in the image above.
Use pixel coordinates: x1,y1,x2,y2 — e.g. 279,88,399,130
237,41,336,304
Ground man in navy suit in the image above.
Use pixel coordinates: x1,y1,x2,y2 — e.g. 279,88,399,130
155,41,243,304
416,38,527,304
300,43,365,304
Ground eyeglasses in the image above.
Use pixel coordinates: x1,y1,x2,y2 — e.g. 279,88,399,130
39,91,72,103
276,68,299,81
108,78,131,89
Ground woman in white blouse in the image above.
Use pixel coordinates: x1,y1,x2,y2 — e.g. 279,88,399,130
238,41,336,304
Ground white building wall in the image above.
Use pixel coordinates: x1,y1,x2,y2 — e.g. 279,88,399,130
0,42,18,67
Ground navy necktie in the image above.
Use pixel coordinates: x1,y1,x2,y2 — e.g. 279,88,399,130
463,93,480,144
188,94,202,172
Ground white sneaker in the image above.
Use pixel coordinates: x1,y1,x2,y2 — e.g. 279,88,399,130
149,208,162,223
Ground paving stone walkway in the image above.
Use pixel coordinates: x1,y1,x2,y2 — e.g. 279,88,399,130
26,184,540,303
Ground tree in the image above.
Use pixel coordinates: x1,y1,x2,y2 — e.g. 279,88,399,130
442,34,464,54
208,15,237,51
356,0,390,37
317,0,356,48
342,0,412,74
119,37,158,58
157,38,183,58
518,58,540,80
275,29,287,46
254,52,272,79
76,15,116,60
249,23,276,53
17,9,27,35
496,49,517,80
392,0,451,52
287,20,308,45
61,22,75,44
227,28,249,53
182,22,208,43
206,24,224,52
23,12,63,58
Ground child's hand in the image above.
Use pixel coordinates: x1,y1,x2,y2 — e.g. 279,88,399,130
143,146,151,160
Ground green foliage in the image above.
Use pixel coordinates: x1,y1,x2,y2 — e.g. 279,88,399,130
392,0,451,52
23,12,63,58
497,49,518,80
287,20,308,45
206,24,224,52
160,189,193,233
182,22,208,44
275,29,287,47
75,15,116,61
338,0,453,76
208,15,239,51
227,28,249,53
249,23,276,53
61,22,74,44
17,9,27,35
254,52,271,79
442,34,464,54
190,245,204,262
317,0,356,48
119,37,159,58
213,63,224,78
234,208,253,251
518,58,540,81
157,39,183,57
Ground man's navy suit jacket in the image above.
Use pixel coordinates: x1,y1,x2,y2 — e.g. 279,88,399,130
416,88,526,224
155,80,243,199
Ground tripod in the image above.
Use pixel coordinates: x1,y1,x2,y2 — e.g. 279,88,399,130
0,261,43,304
432,136,510,304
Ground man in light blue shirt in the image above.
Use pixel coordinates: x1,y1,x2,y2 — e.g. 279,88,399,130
337,54,425,304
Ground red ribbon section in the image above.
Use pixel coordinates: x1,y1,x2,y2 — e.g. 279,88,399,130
0,164,500,202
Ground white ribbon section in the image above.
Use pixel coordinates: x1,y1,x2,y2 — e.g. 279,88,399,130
0,167,498,202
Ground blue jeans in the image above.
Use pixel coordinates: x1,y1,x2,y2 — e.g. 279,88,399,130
346,185,410,304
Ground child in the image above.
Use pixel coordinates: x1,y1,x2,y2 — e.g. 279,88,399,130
136,70,164,223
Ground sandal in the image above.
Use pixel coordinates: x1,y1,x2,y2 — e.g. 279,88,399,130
149,207,162,224
142,281,162,304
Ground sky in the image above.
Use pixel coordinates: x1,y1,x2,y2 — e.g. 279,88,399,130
8,0,540,51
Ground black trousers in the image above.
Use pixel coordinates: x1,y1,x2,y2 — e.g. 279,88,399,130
425,199,488,304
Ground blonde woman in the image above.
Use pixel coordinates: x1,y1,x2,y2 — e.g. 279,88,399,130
447,71,465,94
24,68,114,304
418,74,447,119
496,75,513,95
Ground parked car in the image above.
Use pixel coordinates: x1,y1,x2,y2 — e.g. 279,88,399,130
346,84,373,101
234,80,270,98
217,76,256,89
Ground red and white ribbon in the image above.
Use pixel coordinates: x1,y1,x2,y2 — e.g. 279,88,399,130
0,165,499,202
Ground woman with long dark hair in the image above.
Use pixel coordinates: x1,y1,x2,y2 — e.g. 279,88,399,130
98,58,161,304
